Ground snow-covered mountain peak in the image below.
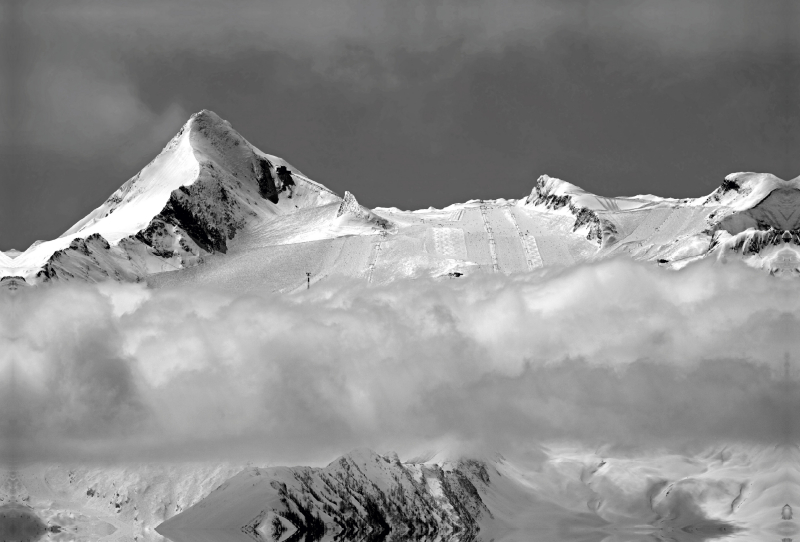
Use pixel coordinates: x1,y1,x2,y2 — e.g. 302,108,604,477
1,105,797,285
708,172,800,232
702,172,791,211
184,109,260,181
328,447,389,468
188,108,229,134
1,110,343,283
59,109,339,247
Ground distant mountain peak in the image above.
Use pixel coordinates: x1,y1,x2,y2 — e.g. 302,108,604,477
1,110,340,284
1,111,797,285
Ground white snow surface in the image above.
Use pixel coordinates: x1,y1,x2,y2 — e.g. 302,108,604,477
3,110,800,286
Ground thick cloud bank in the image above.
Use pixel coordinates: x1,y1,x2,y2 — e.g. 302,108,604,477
1,258,798,463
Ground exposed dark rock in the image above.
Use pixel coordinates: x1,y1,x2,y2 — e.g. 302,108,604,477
720,179,740,192
85,233,111,250
729,229,784,255
162,450,489,542
255,158,280,204
160,195,227,253
276,165,296,198
528,177,614,244
157,177,244,255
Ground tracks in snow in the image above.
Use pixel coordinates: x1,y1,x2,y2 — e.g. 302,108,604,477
504,208,543,270
366,231,387,284
479,204,500,273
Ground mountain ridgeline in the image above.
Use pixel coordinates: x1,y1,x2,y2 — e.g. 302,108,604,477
12,446,788,542
157,449,491,542
3,110,800,289
154,447,766,542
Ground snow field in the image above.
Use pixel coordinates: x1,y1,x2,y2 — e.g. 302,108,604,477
671,207,716,240
431,227,468,261
532,235,576,267
240,204,340,248
460,208,495,267
503,208,541,270
326,235,375,281
370,236,433,284
365,232,386,283
510,206,566,238
511,209,585,267
478,204,500,272
523,235,544,268
640,207,693,247
566,237,600,263
600,208,714,264
601,211,647,242
614,207,673,245
482,206,529,274
149,239,340,293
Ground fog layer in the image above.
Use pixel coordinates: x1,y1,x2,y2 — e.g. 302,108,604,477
2,258,797,464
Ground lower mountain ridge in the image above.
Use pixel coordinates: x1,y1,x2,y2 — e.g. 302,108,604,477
154,446,793,542
7,446,794,542
157,449,490,542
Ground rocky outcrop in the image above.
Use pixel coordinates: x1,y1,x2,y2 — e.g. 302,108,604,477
336,191,369,219
702,175,747,205
157,449,490,542
526,175,616,244
36,234,141,283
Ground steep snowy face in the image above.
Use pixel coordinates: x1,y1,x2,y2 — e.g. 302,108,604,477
0,110,341,284
719,187,800,233
706,174,800,275
701,172,790,211
61,110,338,246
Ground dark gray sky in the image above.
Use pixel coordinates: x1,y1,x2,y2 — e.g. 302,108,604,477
0,0,798,250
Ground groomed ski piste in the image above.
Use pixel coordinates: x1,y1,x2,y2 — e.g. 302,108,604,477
3,110,800,293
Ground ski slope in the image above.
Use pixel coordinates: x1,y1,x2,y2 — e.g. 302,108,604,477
4,112,800,288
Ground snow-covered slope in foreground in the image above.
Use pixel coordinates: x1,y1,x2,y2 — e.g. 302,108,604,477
3,110,800,287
